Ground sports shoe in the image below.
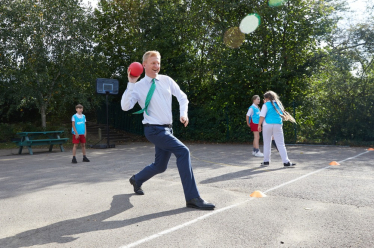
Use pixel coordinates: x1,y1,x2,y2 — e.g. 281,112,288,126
83,156,90,162
284,162,296,167
252,151,256,155
254,151,264,157
261,162,269,167
72,156,77,164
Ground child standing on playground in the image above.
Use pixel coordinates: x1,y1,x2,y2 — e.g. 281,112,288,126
258,91,295,167
263,98,279,152
246,95,264,157
71,104,90,164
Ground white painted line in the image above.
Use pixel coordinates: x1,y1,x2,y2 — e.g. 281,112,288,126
264,166,329,193
264,150,370,193
120,200,252,248
338,150,370,163
120,150,371,248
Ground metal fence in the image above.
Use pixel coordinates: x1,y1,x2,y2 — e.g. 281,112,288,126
96,101,299,144
97,99,374,145
96,103,144,136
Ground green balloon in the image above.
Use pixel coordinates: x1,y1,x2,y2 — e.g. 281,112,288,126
268,0,286,7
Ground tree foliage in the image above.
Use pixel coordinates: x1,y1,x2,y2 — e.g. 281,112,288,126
0,0,101,127
1,0,373,145
300,17,374,144
93,0,346,142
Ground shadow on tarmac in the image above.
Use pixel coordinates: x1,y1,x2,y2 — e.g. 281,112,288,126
200,167,285,184
0,194,188,248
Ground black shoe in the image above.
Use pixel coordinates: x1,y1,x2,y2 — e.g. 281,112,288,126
261,161,269,167
72,156,77,164
129,175,144,195
186,197,215,210
83,156,90,162
284,162,296,167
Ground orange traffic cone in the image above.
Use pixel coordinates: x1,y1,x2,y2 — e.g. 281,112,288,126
329,161,340,166
368,148,374,151
250,191,266,198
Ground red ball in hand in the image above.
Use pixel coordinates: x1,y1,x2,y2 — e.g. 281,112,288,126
129,62,144,77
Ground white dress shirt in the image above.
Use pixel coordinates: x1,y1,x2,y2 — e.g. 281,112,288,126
121,74,189,125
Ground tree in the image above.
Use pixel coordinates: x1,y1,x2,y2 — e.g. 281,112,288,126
92,0,346,142
0,0,99,127
300,12,374,144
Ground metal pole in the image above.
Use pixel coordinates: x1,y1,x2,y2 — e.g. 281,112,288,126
293,100,296,142
225,105,229,141
106,92,109,148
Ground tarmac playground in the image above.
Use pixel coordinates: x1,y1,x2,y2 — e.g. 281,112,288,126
0,142,373,247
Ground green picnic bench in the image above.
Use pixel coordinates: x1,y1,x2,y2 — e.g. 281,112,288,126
13,131,69,155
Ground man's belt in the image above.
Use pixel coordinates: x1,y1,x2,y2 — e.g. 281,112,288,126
144,124,172,128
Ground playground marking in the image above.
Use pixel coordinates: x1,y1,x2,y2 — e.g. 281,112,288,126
120,150,370,248
0,157,23,161
120,200,249,248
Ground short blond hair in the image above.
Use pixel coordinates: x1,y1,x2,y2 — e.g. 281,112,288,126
142,51,161,64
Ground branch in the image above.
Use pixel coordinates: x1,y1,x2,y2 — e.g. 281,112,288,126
45,71,60,115
335,42,368,51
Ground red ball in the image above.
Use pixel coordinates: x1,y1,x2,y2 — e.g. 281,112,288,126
129,62,144,77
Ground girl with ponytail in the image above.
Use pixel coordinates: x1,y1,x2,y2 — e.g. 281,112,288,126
258,91,296,167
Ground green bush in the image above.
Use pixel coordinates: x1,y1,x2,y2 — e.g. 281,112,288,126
0,123,16,142
0,122,72,142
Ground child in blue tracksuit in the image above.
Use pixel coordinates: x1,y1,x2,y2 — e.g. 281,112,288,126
258,91,295,167
246,95,263,157
71,104,90,164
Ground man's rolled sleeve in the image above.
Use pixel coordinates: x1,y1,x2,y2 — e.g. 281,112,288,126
170,78,189,118
121,83,137,111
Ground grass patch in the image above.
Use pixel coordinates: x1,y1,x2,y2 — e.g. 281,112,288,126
0,142,18,149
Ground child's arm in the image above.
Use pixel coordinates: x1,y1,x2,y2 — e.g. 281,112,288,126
258,104,267,132
84,123,87,137
72,121,79,138
258,117,264,132
246,108,253,127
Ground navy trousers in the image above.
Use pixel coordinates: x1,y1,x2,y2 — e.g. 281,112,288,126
134,125,200,201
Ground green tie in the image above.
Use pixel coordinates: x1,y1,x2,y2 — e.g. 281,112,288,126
133,78,156,116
